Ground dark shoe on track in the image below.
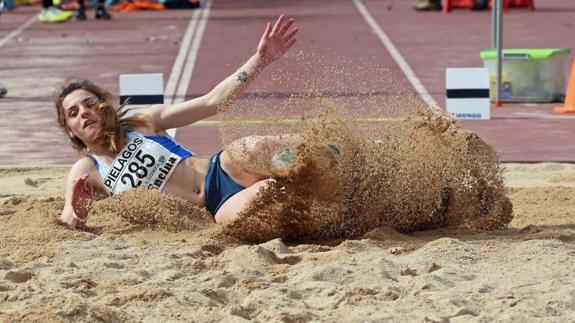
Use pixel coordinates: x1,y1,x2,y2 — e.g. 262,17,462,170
95,7,111,20
76,9,87,20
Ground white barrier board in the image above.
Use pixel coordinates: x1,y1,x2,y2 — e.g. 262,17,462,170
446,68,490,120
119,73,164,105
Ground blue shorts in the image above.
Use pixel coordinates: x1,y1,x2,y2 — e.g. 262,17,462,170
204,151,245,215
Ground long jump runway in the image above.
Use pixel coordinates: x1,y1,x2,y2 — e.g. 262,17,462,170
1,0,574,165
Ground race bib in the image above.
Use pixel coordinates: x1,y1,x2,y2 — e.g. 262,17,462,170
103,135,181,195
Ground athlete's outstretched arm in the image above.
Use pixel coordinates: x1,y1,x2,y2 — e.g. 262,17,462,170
143,15,298,131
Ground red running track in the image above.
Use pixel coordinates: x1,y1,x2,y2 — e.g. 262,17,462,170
0,0,574,165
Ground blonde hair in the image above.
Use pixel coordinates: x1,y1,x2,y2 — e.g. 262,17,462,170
54,79,150,155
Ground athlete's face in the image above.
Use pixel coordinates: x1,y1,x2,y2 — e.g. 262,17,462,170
62,89,102,144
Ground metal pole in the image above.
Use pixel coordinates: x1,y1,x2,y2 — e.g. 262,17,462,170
491,0,497,48
495,0,503,107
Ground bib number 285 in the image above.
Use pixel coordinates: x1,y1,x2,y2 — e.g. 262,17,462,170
120,150,156,188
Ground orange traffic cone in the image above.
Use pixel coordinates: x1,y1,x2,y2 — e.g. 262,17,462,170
554,58,575,113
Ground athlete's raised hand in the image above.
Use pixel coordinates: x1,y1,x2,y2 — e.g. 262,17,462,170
257,15,298,66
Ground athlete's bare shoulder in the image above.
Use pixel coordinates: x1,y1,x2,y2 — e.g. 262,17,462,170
71,155,97,173
125,109,161,136
70,156,100,184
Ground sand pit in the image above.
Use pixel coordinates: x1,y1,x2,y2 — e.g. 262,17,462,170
1,159,575,321
0,54,570,320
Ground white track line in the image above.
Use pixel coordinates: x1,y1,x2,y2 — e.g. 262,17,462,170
164,8,202,105
352,0,439,110
174,0,212,104
0,14,36,49
166,0,212,137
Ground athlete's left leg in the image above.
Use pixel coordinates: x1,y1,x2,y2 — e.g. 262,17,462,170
213,179,272,223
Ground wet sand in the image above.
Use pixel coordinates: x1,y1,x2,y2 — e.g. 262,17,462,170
1,162,574,321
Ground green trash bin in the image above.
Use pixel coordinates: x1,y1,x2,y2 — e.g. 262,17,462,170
480,48,571,103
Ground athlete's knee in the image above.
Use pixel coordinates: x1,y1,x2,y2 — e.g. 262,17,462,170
255,178,274,187
228,136,267,153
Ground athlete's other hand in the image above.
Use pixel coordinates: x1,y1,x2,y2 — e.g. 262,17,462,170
70,173,93,227
257,15,298,66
